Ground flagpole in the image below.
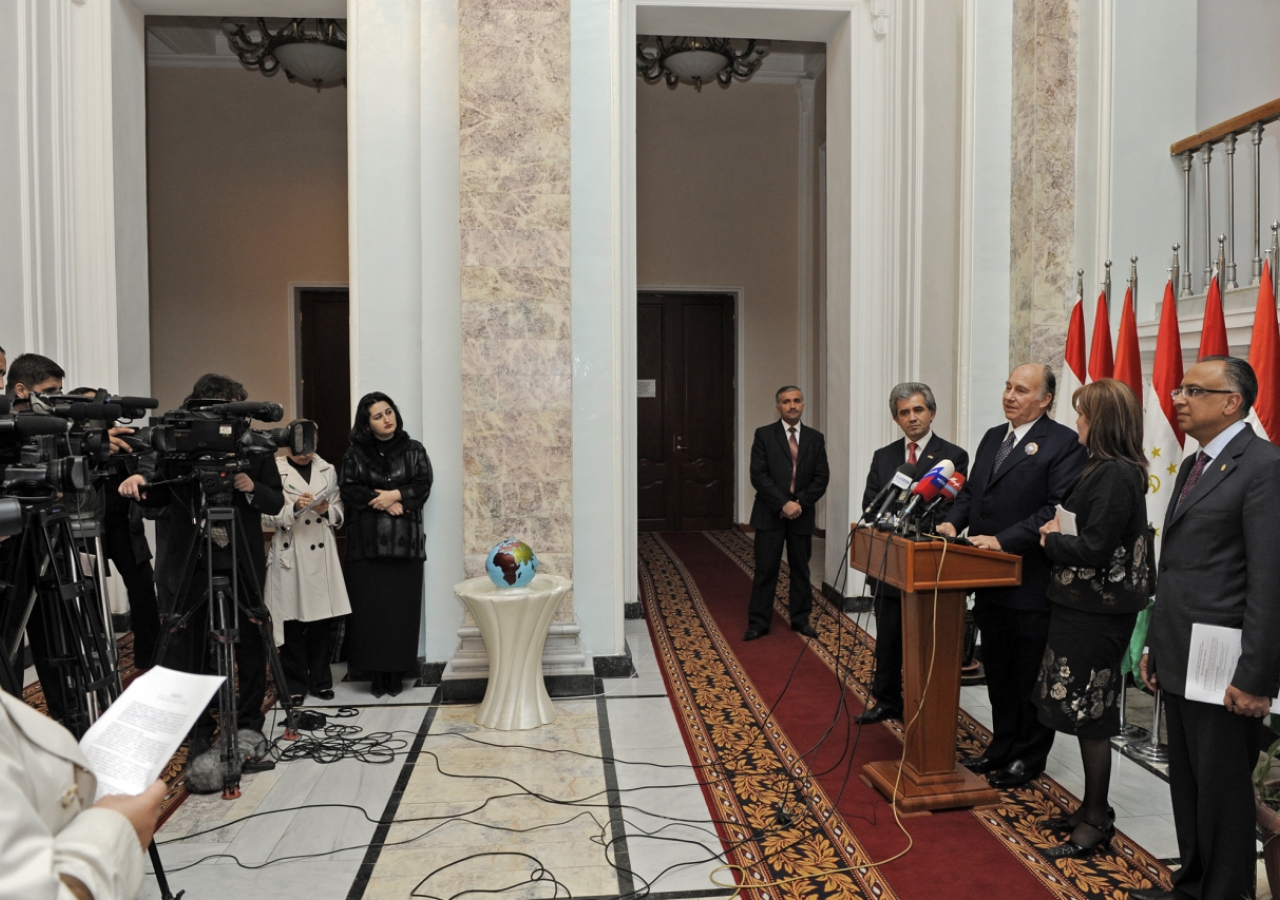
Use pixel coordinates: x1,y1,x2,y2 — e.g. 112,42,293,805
1182,152,1194,297
1252,122,1264,285
1171,244,1180,297
1271,221,1278,300
1103,259,1112,313
1129,255,1138,311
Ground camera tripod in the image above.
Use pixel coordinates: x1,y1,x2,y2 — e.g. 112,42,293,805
151,462,300,801
0,496,120,733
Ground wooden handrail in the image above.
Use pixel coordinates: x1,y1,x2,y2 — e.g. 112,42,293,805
1170,96,1280,155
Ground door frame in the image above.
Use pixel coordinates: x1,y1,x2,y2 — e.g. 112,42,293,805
290,281,349,424
638,284,744,524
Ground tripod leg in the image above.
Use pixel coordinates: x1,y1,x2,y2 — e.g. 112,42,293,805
148,840,185,900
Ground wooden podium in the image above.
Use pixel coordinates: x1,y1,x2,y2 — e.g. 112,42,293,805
850,526,1022,813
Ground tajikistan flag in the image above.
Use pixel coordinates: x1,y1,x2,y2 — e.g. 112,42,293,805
1145,279,1186,554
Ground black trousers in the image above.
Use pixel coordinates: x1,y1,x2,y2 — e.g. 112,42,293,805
870,589,904,711
281,619,335,696
158,570,267,735
748,525,813,631
102,524,159,670
1165,691,1262,900
973,602,1055,770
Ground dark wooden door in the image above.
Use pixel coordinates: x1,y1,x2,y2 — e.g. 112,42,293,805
298,289,351,466
637,293,735,531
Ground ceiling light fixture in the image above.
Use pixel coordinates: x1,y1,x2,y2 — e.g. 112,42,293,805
636,36,770,91
221,18,346,91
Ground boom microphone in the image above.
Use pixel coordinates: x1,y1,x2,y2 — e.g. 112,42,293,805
216,401,285,422
919,472,966,520
0,415,73,439
866,462,918,521
67,402,123,421
898,459,956,521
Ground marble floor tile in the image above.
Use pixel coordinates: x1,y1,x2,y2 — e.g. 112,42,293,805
1114,813,1181,860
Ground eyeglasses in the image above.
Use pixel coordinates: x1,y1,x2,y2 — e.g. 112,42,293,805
1170,386,1237,400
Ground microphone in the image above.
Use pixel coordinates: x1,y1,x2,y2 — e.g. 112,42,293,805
866,462,918,521
67,402,123,421
898,460,956,521
919,472,966,520
217,401,285,422
0,415,73,439
110,396,160,410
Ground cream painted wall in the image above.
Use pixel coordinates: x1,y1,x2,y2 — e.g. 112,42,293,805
636,79,801,522
146,65,347,415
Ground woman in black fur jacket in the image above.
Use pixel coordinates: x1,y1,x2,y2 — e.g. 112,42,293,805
340,392,433,696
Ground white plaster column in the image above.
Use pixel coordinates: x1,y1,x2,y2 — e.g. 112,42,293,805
0,0,147,392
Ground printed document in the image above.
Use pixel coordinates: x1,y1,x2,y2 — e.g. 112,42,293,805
79,666,223,800
1185,623,1280,713
1054,505,1078,536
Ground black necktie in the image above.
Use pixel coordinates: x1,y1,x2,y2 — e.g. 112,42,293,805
1175,451,1211,510
992,431,1016,475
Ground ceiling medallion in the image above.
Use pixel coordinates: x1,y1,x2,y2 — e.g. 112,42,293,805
636,36,770,91
221,18,347,91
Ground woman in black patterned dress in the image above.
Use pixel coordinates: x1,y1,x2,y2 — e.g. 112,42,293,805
1035,378,1150,860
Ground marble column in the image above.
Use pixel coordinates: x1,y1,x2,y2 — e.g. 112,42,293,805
451,0,588,692
1009,0,1079,369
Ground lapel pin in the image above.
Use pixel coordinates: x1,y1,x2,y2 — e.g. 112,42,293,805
1221,463,1227,471
1024,442,1039,456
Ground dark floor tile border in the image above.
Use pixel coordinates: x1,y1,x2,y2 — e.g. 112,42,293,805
345,691,440,900
571,890,732,900
595,691,635,899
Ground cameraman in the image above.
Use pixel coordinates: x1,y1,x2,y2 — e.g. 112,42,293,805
65,389,160,671
2,354,68,717
119,374,284,756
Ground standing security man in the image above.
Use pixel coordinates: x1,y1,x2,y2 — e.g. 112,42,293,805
744,386,830,641
857,382,968,723
937,364,1086,787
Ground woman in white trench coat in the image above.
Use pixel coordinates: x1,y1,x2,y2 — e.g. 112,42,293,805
263,428,352,703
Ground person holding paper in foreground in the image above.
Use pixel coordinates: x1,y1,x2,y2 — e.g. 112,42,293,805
0,690,164,900
1135,357,1280,900
1035,379,1150,861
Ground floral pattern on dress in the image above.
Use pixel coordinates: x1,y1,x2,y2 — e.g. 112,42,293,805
1050,532,1148,607
1037,645,1117,726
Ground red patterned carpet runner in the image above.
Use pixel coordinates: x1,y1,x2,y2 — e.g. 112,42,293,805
639,530,1172,900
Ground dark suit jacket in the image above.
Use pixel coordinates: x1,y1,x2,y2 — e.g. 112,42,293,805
945,415,1087,611
860,433,971,517
1148,424,1280,698
749,421,830,534
862,433,969,597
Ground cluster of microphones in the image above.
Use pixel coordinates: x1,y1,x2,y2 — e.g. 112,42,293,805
862,459,967,540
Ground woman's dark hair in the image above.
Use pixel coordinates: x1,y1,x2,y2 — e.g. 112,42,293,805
1072,378,1148,488
350,392,404,444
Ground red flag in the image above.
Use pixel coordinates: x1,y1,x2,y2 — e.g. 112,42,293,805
1199,272,1229,358
1114,285,1142,398
1088,291,1114,382
1249,259,1280,441
1055,298,1087,427
1152,279,1185,446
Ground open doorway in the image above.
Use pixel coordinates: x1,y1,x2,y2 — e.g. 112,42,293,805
634,38,825,558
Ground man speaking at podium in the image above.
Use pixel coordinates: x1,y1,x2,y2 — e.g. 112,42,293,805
857,382,968,724
744,386,829,642
937,364,1085,788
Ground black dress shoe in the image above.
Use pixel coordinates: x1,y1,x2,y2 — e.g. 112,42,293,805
743,627,770,641
988,759,1039,788
1044,805,1114,833
959,755,1002,774
791,622,818,638
1041,819,1114,860
289,693,306,706
386,679,403,697
855,704,901,725
370,674,386,698
313,689,335,701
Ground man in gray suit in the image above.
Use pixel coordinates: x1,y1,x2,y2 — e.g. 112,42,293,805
1136,356,1280,900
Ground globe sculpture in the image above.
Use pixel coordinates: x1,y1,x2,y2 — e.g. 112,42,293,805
485,538,538,588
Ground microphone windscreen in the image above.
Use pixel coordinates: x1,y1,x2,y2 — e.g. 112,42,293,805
940,473,966,501
14,415,71,438
68,402,122,420
113,396,160,410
